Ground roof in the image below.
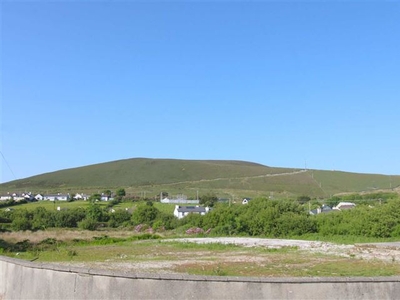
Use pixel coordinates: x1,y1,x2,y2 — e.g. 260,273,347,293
335,202,356,210
321,205,332,212
177,206,206,213
309,205,333,215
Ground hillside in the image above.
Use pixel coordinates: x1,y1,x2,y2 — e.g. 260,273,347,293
0,158,399,198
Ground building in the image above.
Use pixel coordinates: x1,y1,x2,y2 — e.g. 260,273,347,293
173,205,210,219
43,193,70,201
242,198,252,205
161,198,199,204
333,202,356,211
309,204,333,215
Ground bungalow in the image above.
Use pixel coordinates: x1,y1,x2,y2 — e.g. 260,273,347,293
73,193,89,200
100,194,113,201
309,204,333,215
161,198,199,204
333,202,356,211
242,198,252,205
11,193,25,201
173,205,210,219
1,193,31,201
43,193,70,201
0,194,12,201
23,193,36,202
35,194,44,201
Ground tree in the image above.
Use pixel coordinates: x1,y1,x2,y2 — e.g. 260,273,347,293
199,193,218,207
102,190,112,197
116,188,126,197
86,204,108,222
53,208,86,228
31,207,54,230
10,209,33,231
78,218,98,231
11,217,32,231
89,193,101,203
297,195,311,204
109,210,132,228
132,202,159,225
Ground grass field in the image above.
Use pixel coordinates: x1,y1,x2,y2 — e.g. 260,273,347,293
8,200,93,211
4,200,178,215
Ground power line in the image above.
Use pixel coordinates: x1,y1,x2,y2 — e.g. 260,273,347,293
0,150,17,181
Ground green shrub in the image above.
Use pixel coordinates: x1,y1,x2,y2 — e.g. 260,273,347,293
78,218,98,231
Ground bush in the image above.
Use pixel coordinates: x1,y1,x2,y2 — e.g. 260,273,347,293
78,218,98,231
109,210,131,227
132,203,160,226
11,217,32,231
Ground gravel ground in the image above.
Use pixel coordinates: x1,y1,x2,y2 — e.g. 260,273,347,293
165,237,400,262
57,238,400,275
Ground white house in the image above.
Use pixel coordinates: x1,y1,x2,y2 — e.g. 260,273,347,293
43,193,70,201
309,204,333,215
173,205,210,219
35,194,44,201
242,198,252,205
162,198,200,204
11,193,25,201
0,194,12,201
73,193,89,200
1,193,32,201
100,194,113,201
333,202,356,211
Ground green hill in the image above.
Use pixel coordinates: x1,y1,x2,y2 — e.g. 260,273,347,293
1,158,399,198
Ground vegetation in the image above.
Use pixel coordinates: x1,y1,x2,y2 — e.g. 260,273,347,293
1,192,400,240
1,158,399,198
2,192,400,277
1,235,400,277
199,192,218,207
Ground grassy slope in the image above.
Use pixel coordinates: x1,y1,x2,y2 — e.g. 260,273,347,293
311,170,400,196
0,158,295,191
1,158,399,198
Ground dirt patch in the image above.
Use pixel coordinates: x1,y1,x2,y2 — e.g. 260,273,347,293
55,237,400,276
165,237,400,262
0,229,135,244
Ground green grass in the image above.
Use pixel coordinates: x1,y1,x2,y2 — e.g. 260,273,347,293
5,200,177,216
312,170,400,196
2,158,398,198
6,200,92,211
170,249,400,277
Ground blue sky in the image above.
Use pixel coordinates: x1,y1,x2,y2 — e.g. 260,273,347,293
1,1,400,183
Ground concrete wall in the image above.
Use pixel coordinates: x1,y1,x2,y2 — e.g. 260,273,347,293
1,256,400,300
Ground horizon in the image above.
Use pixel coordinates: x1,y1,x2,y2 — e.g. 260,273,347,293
1,2,400,183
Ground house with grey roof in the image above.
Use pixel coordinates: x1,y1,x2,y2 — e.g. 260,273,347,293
43,193,70,201
35,194,44,201
309,204,333,215
333,202,356,211
0,194,12,201
173,205,210,219
73,193,89,200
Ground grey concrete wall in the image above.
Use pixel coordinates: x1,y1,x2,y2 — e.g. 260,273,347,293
1,255,400,300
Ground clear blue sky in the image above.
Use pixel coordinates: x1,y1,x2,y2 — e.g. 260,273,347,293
1,1,399,183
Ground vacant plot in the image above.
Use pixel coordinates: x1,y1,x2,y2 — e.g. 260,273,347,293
3,232,400,277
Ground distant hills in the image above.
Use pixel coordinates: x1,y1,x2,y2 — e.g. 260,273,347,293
1,158,399,198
